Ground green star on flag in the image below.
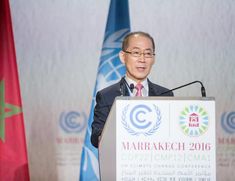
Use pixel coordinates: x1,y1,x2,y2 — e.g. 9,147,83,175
0,80,22,141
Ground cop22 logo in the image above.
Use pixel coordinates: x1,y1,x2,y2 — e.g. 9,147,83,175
59,111,86,133
121,104,161,136
179,105,209,137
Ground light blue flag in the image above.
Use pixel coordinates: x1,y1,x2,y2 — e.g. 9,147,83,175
79,0,130,180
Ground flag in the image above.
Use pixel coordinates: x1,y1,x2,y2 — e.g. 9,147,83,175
79,0,130,180
0,0,30,180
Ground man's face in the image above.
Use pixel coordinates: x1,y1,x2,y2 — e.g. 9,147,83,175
119,35,155,83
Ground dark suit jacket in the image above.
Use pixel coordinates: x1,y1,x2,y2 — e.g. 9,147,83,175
91,78,173,148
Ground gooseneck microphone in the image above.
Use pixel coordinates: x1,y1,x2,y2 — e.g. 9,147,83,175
120,77,135,96
160,80,206,97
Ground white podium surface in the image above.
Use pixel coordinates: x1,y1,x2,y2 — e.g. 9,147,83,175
99,97,216,181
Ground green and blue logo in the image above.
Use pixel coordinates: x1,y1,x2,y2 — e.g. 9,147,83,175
179,105,209,137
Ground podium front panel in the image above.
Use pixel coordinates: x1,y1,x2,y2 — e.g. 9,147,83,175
100,97,216,181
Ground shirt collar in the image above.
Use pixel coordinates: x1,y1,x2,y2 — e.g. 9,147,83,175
124,76,149,96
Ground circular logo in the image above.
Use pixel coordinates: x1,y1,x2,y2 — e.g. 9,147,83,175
221,112,235,134
122,104,161,136
97,28,129,89
179,105,209,137
59,111,86,133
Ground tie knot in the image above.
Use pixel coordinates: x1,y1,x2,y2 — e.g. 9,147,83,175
135,83,143,96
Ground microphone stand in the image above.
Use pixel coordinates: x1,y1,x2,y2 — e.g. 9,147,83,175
160,81,206,97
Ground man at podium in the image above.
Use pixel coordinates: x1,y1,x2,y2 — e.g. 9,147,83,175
91,31,173,148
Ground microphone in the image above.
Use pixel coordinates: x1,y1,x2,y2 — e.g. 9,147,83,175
160,80,206,97
129,83,134,93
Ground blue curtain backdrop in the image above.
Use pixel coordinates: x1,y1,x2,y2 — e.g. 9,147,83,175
79,0,130,180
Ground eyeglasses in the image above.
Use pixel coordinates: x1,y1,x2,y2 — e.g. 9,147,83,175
123,49,155,58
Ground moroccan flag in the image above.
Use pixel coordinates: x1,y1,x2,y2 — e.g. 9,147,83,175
79,0,130,180
0,0,30,180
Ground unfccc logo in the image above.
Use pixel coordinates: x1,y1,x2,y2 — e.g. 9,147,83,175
121,104,161,136
59,111,86,133
221,112,235,134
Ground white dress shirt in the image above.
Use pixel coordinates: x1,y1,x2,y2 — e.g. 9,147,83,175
124,76,149,97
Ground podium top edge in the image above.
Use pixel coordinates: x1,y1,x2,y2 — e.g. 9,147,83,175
115,96,215,101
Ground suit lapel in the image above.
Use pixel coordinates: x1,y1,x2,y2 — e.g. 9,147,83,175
117,79,130,96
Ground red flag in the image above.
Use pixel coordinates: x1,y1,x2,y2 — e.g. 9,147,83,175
0,0,30,180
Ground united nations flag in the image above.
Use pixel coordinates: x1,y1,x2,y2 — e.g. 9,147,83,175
79,0,130,180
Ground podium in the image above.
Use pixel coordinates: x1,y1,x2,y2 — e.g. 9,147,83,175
99,97,216,181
